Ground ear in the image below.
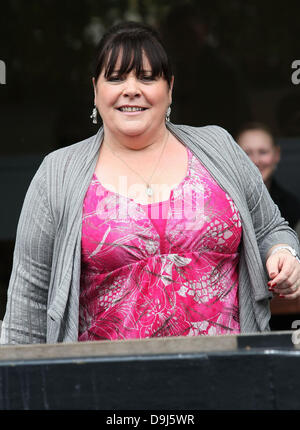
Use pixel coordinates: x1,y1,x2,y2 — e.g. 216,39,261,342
168,75,174,105
92,77,97,103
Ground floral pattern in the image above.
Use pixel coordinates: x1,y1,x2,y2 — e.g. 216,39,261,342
78,147,242,341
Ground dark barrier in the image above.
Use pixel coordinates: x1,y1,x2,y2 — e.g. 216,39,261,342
0,331,300,410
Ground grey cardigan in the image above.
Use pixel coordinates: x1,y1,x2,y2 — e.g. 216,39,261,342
1,123,299,344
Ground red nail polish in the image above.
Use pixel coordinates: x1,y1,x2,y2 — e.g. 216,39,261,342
279,294,285,298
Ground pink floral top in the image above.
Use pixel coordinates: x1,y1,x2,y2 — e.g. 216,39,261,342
78,147,242,341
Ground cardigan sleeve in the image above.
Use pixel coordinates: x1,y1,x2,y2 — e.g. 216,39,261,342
221,127,300,265
0,156,55,344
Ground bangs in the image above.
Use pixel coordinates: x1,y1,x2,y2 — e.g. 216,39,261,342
96,32,172,86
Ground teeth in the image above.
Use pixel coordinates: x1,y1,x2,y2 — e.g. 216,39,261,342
119,107,145,112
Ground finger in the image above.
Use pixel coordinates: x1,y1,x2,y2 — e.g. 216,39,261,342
276,279,300,299
271,268,300,294
268,268,291,288
277,288,300,300
268,257,295,285
266,254,294,282
274,283,299,296
266,260,279,280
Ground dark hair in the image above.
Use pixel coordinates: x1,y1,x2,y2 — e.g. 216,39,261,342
235,122,278,147
93,21,173,88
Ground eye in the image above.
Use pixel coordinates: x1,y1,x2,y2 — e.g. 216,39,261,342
138,70,156,81
106,74,124,82
140,75,154,81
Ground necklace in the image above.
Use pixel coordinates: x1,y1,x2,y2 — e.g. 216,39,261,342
104,131,170,198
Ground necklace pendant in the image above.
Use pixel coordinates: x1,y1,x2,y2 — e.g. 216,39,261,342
146,185,153,197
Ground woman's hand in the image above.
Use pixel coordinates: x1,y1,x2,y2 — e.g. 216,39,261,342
266,249,300,300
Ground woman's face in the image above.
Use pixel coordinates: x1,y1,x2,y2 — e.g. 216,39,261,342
93,53,173,139
238,129,280,183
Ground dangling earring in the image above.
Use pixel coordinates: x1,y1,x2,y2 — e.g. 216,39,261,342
90,104,98,124
166,106,171,122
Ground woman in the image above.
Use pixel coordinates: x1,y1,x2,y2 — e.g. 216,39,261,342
1,22,300,344
237,122,300,330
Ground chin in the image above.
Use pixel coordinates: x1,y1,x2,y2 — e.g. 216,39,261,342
262,174,273,184
118,126,148,137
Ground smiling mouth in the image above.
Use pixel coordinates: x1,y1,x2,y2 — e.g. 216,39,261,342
117,106,148,112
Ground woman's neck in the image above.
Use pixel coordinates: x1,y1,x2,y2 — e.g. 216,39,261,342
102,125,169,155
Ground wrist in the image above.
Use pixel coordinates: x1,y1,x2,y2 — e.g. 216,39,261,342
269,245,300,262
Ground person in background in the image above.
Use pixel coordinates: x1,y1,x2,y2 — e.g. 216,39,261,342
236,122,300,235
237,122,300,330
1,23,300,344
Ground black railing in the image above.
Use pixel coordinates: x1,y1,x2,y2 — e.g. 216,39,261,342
0,331,300,410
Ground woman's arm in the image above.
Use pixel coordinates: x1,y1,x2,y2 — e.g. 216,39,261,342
223,128,300,300
0,157,55,344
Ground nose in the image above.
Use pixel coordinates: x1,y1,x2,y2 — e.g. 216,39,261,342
251,155,260,167
123,76,141,98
